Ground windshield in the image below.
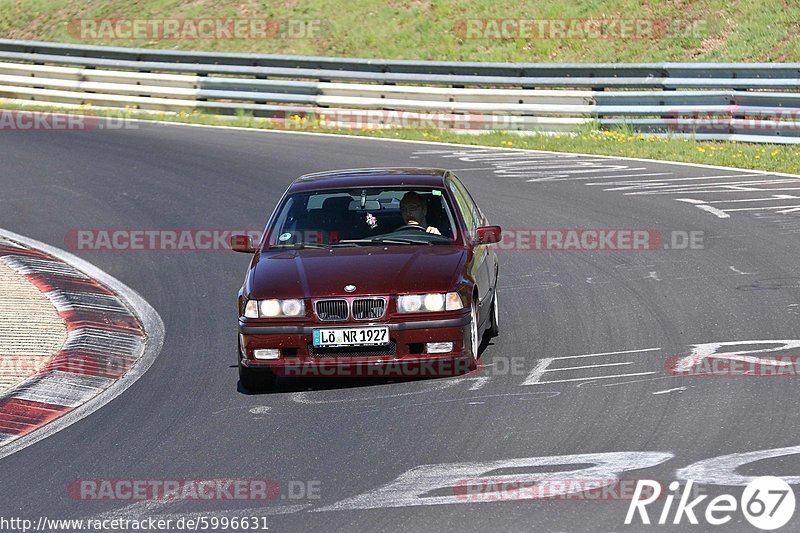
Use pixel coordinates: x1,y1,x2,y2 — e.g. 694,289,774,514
267,187,458,247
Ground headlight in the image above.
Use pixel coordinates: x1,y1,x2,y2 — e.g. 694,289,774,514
424,293,444,311
281,299,304,317
260,299,282,317
398,294,423,313
243,299,305,318
398,292,463,313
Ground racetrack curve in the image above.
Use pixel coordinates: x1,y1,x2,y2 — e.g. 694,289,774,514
2,122,800,531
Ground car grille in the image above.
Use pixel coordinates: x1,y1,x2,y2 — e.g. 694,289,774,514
352,298,386,320
308,341,397,358
315,299,348,321
314,297,387,321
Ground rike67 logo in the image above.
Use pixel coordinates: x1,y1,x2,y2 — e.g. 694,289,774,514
626,477,795,530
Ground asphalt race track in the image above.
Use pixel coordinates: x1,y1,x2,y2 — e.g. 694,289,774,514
2,122,800,531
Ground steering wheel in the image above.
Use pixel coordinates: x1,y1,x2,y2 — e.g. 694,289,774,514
396,224,428,232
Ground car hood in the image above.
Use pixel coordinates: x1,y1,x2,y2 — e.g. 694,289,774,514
246,245,467,299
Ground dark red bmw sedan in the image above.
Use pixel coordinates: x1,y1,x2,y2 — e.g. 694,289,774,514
232,168,500,391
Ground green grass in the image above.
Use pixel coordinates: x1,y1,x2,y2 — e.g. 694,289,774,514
0,0,799,62
3,102,798,175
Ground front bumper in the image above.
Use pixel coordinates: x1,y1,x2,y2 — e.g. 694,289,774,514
239,313,472,377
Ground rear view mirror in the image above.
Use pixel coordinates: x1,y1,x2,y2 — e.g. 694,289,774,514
475,225,502,245
348,200,382,211
230,234,257,253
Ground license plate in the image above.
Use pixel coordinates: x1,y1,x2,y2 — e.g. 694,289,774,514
313,326,389,347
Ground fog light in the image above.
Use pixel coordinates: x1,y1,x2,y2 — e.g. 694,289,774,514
253,348,281,360
426,342,453,354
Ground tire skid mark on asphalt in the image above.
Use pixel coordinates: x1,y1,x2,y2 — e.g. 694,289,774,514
288,378,468,404
280,391,562,415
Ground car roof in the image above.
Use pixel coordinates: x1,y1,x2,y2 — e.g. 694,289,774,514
288,168,449,193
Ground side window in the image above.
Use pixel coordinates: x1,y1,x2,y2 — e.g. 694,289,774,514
450,175,482,228
448,180,476,237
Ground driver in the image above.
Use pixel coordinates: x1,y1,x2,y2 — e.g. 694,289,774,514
399,192,441,235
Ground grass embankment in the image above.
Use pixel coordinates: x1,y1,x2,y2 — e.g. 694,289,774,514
0,0,798,62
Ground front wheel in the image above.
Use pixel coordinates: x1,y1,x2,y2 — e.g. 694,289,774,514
486,288,499,338
468,300,481,362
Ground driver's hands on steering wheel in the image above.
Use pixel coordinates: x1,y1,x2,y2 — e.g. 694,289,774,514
398,223,441,235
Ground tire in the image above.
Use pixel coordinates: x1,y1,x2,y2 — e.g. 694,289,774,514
238,346,276,392
468,299,481,361
486,288,499,338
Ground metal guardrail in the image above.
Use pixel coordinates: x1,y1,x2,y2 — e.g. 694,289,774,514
0,39,798,143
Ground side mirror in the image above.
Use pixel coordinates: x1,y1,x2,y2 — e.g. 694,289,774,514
475,225,502,245
230,234,257,253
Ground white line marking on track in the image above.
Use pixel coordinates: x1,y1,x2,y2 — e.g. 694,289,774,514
525,172,674,183
696,205,731,218
676,198,707,204
546,347,662,360
522,358,553,385
522,348,662,386
652,386,687,395
677,445,800,486
625,182,800,195
450,375,491,390
703,194,800,204
543,361,635,373
593,173,766,189
722,204,800,212
316,451,674,511
528,371,659,385
524,167,647,181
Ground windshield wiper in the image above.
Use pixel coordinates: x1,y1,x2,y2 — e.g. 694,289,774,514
338,237,432,246
269,242,329,249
